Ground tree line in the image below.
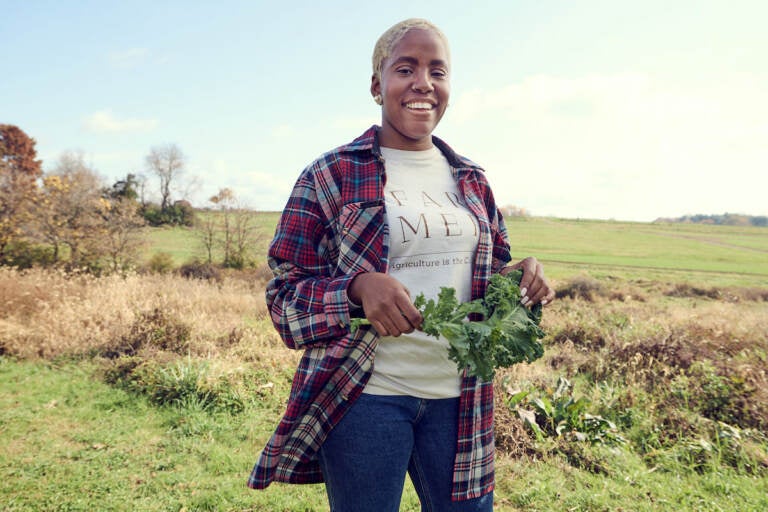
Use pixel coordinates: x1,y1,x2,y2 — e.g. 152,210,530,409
654,213,768,227
1,124,261,273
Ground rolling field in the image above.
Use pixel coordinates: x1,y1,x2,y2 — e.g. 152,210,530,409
506,217,768,286
141,213,768,286
1,214,767,511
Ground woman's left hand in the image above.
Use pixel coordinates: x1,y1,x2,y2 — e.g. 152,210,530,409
501,256,555,307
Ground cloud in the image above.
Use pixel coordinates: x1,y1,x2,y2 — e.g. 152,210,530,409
83,110,158,133
107,48,150,68
443,72,768,220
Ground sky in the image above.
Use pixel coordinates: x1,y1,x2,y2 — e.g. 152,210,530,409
2,0,767,222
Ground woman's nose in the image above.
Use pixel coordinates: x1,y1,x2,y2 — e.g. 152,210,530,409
412,70,434,93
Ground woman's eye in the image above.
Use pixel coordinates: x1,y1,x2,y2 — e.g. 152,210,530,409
396,68,413,75
432,69,447,78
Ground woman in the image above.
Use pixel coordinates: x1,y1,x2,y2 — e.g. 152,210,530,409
248,18,555,511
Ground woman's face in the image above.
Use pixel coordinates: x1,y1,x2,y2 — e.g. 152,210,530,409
372,28,450,151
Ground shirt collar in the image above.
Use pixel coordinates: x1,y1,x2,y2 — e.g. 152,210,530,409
340,125,483,174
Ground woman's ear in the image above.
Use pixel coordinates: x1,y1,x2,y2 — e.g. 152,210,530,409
370,74,381,99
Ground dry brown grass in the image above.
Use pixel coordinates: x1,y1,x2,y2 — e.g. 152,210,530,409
3,266,767,433
0,267,294,369
536,289,768,429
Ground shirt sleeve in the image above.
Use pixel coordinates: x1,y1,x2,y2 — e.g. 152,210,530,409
264,166,357,349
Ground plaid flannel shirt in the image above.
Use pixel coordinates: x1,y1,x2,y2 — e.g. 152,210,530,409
248,126,512,501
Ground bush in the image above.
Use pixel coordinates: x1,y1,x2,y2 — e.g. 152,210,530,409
0,241,57,269
103,357,245,414
556,274,605,301
100,307,190,358
141,202,195,227
147,252,175,274
179,260,222,282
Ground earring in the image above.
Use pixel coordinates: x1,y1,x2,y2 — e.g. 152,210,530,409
373,94,383,105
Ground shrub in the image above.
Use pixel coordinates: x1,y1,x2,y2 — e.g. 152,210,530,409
100,307,190,358
665,283,721,299
556,274,605,301
505,376,626,446
179,260,222,282
104,357,245,414
0,241,57,269
147,252,175,274
141,203,195,227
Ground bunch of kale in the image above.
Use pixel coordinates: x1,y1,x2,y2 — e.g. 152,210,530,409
350,269,545,382
414,269,545,381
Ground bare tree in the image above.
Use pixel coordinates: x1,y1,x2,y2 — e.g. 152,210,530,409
207,188,262,268
145,144,184,210
100,197,146,272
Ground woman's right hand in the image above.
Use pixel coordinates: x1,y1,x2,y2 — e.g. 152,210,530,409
348,272,422,337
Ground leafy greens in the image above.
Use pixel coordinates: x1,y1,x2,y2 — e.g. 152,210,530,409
350,269,545,381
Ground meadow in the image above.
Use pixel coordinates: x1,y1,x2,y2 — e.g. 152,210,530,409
1,215,767,511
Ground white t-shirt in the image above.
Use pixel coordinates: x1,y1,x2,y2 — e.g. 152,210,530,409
363,146,479,399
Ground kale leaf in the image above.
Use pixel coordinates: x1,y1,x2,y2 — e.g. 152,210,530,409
349,269,545,381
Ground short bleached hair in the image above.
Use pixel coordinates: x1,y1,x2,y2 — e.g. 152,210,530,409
371,18,450,80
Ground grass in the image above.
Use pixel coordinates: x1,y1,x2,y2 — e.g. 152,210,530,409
2,357,766,511
138,213,768,286
140,211,280,267
0,358,423,511
1,215,767,510
507,217,768,286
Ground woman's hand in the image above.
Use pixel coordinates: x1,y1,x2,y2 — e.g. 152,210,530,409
502,257,555,307
348,272,422,337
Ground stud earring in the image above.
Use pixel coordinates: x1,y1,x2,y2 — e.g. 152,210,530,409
373,94,383,105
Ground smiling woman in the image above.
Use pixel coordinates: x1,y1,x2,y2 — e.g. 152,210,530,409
246,18,555,512
371,21,451,150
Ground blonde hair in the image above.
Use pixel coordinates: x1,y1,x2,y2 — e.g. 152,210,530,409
371,18,450,80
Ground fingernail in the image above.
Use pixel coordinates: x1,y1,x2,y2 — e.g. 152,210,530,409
521,296,530,305
541,299,548,306
520,287,528,298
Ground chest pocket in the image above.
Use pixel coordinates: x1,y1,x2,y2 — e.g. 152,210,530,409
335,200,388,276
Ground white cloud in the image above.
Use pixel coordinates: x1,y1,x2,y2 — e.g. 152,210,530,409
443,72,768,220
83,110,158,133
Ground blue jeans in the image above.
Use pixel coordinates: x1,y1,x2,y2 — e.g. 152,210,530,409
317,393,494,512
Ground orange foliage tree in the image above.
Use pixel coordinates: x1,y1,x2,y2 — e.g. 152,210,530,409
0,124,43,259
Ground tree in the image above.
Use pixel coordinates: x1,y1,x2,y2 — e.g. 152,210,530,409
109,173,141,201
0,124,42,260
205,188,262,268
32,151,105,266
99,196,146,272
145,144,184,210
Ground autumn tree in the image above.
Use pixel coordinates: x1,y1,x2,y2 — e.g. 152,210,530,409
0,124,43,260
32,151,106,266
99,195,146,272
205,188,262,268
29,152,142,271
145,144,184,210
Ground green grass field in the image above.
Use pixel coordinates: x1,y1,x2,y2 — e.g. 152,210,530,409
141,211,281,267
2,214,766,511
3,359,766,511
506,217,768,286
143,212,768,286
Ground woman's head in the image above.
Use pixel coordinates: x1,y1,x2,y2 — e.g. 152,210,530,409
371,18,450,82
371,19,451,150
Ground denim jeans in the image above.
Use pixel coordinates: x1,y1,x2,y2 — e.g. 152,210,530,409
317,393,494,512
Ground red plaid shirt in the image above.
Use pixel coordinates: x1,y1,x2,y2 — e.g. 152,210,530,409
248,126,512,501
